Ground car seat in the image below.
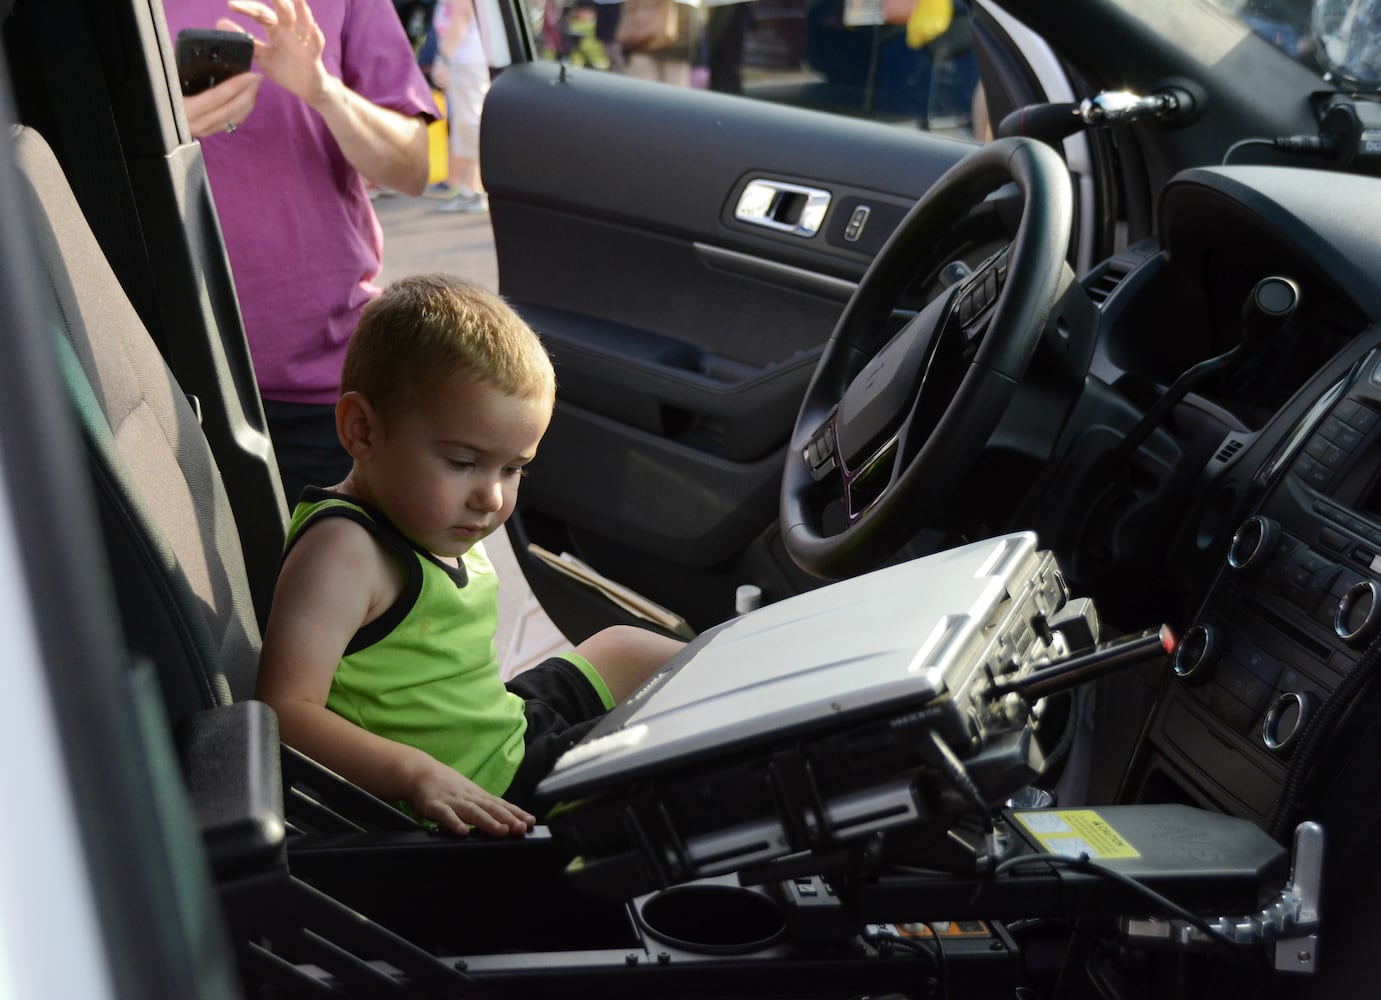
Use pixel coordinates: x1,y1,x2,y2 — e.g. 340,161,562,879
10,121,533,996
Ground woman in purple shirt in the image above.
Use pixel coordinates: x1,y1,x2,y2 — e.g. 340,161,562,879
164,0,439,501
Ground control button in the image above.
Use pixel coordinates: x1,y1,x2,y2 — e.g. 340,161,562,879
843,205,871,243
1262,691,1318,754
1335,579,1381,646
1330,570,1363,598
1314,593,1344,629
959,293,975,324
1320,524,1353,551
1281,565,1312,589
1218,665,1271,712
1209,687,1258,736
1235,645,1282,687
1322,417,1363,451
1294,456,1335,490
1173,624,1218,681
805,434,836,481
1227,516,1279,572
1304,437,1346,468
1351,406,1378,432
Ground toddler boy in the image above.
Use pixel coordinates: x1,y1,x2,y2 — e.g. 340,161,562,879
256,274,685,836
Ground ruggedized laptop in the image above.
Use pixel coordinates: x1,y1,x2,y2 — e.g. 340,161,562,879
536,531,1073,896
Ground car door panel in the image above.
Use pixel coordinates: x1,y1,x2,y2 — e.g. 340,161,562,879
515,302,821,462
482,62,978,632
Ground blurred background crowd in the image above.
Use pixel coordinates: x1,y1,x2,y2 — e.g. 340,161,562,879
395,0,983,138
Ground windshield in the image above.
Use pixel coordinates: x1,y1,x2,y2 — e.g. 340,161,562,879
1209,0,1381,91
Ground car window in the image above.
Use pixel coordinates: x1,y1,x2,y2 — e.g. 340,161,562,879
522,0,982,138
1206,0,1313,61
1206,0,1381,90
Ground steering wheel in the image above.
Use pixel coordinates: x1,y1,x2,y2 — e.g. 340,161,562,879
781,136,1073,579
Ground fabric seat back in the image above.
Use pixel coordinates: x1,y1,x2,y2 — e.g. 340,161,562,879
11,123,260,723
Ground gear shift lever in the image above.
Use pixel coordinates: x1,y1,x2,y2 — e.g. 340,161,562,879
1112,276,1300,467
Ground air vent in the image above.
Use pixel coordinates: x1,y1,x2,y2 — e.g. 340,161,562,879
1084,263,1131,306
1214,436,1245,464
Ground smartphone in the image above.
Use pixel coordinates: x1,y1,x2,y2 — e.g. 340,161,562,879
175,29,254,96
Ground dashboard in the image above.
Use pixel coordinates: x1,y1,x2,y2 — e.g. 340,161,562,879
1080,164,1381,853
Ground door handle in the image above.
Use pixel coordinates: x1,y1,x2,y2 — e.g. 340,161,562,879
733,179,831,237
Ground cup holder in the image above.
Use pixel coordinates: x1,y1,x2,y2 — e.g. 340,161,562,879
636,883,786,955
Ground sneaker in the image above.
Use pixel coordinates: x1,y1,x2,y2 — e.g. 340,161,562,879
423,182,464,201
435,191,488,214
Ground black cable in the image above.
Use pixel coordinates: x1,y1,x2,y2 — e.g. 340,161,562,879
982,852,1243,950
927,729,994,836
926,923,950,1000
1222,134,1342,165
1269,626,1381,840
1036,689,1077,775
1222,137,1276,165
874,931,949,1000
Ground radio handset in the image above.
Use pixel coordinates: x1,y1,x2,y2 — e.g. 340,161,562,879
1112,276,1300,469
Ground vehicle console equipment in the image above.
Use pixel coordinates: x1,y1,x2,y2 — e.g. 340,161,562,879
531,531,1322,982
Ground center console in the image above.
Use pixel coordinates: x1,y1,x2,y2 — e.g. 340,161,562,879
1130,344,1381,828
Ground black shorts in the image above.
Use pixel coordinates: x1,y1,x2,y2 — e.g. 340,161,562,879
502,657,609,810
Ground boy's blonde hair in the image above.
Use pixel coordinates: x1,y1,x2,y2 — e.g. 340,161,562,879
341,274,554,419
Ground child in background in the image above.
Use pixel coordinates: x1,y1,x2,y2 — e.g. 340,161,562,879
256,274,684,835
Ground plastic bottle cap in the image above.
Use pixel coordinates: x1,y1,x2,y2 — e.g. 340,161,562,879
735,584,762,615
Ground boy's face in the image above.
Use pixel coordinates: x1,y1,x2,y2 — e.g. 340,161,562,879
358,369,552,558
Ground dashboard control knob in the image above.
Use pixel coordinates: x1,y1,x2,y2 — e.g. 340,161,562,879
1262,691,1318,754
1227,515,1280,572
1335,580,1381,646
1172,624,1218,681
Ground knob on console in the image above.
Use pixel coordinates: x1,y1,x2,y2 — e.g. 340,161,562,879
1172,623,1218,681
1227,515,1280,572
1262,691,1318,754
1335,579,1381,646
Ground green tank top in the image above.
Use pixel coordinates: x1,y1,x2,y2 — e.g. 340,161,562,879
286,490,527,798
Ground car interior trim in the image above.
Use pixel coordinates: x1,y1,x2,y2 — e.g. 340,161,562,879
693,243,858,304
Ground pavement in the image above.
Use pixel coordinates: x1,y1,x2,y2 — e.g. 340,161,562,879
373,188,498,291
373,191,566,674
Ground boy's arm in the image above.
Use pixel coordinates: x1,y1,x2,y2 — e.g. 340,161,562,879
256,518,534,836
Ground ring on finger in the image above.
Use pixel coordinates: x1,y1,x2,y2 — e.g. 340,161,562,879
225,120,237,134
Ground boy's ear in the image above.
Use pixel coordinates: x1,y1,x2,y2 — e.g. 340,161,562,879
336,391,378,459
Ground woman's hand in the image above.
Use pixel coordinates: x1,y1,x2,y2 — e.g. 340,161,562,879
224,0,331,107
212,0,430,194
182,69,263,138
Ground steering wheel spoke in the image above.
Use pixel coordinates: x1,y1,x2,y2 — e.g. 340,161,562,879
843,433,902,524
800,407,907,529
782,139,1073,579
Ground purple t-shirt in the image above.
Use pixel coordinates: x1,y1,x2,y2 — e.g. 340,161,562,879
164,0,439,405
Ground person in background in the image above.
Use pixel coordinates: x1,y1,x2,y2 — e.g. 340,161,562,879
591,0,627,72
705,1,753,94
429,0,491,214
617,0,694,86
165,0,439,503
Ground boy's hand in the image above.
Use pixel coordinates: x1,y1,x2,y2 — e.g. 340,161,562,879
407,762,537,837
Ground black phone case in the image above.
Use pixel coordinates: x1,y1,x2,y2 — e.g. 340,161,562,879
175,29,254,96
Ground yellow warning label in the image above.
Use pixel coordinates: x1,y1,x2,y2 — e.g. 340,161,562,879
1012,809,1141,860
